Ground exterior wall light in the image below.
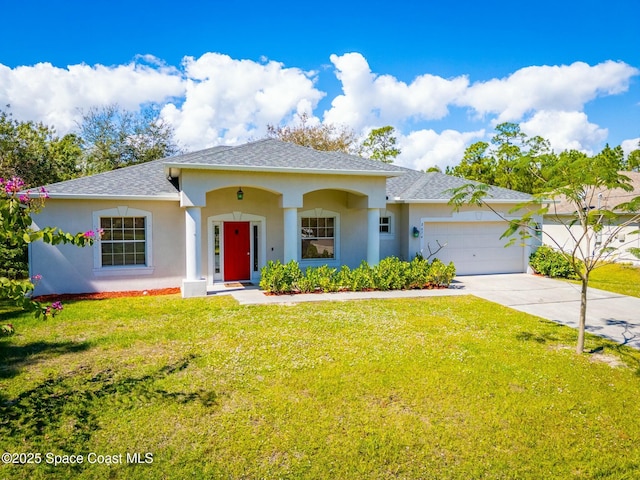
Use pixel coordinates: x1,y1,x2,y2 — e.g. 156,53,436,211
237,187,244,200
412,226,420,238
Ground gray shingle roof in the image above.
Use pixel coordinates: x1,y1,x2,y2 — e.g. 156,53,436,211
42,157,181,199
386,169,531,202
165,138,407,174
41,138,531,202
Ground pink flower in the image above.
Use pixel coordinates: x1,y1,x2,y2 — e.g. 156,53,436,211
39,187,49,199
5,177,25,194
83,230,96,238
32,274,42,282
52,301,63,311
19,191,31,203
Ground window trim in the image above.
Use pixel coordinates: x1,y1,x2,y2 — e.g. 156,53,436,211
298,208,340,265
379,209,395,239
92,207,154,276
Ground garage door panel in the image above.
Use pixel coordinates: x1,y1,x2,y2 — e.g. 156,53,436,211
423,222,525,275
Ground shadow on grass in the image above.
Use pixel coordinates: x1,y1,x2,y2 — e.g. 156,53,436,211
0,355,217,474
0,341,92,379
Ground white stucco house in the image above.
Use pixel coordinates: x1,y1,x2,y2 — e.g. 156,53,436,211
29,139,534,298
542,171,640,265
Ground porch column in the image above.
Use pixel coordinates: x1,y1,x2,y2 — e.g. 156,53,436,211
283,207,298,263
367,208,380,266
182,206,207,298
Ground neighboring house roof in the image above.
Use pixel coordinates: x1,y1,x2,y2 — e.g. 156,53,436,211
40,138,530,202
545,171,640,215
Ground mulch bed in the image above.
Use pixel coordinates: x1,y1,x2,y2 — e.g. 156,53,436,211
34,287,181,302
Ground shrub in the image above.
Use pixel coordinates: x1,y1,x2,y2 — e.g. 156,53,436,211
347,261,374,291
259,260,303,293
529,245,580,279
427,259,456,287
259,257,456,294
373,256,408,290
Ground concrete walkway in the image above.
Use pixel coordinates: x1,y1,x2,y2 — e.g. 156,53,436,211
210,274,640,349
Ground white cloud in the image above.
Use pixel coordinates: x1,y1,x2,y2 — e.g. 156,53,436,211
324,53,469,130
520,110,608,154
459,61,638,122
0,60,184,133
621,137,640,156
161,53,324,149
397,129,486,171
0,52,636,159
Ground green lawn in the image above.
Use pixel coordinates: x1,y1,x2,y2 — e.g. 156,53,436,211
583,263,640,298
2,294,640,479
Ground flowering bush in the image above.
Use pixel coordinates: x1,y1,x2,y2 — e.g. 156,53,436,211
1,176,98,326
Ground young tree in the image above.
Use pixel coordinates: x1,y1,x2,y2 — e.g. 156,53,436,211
360,126,401,163
78,104,181,174
449,150,640,354
0,177,97,334
266,112,360,154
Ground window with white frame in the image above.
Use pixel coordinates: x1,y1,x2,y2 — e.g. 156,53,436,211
301,216,335,259
379,216,391,233
92,207,153,273
100,217,147,266
379,210,394,237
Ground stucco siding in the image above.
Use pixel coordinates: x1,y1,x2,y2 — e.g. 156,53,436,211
543,217,640,264
30,199,184,295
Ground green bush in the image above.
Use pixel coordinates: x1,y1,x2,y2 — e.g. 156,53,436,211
427,259,457,287
259,260,303,293
259,256,456,294
529,245,580,279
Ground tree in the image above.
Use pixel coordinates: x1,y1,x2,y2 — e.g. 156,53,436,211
78,104,181,174
0,109,82,188
360,126,401,163
1,177,97,334
447,123,557,194
266,112,360,154
449,150,640,354
626,140,640,171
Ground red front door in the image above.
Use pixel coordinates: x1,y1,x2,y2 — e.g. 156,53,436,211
223,222,250,281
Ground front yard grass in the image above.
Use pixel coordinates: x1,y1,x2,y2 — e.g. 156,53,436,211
2,294,640,479
583,263,640,298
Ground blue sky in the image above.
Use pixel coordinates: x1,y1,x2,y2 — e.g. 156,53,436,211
1,0,639,170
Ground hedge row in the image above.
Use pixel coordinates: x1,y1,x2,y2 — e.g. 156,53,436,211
259,256,456,294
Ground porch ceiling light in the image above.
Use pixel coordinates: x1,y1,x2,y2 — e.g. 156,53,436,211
237,187,244,200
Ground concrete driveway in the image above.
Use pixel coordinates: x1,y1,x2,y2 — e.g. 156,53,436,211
456,274,640,350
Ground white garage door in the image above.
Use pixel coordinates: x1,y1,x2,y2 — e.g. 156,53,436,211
423,222,525,275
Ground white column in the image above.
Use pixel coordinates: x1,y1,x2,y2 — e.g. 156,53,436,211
283,207,298,263
183,206,206,297
367,208,380,265
185,207,201,279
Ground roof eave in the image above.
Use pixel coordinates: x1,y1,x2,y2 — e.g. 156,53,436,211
45,193,180,201
164,163,404,177
389,198,531,204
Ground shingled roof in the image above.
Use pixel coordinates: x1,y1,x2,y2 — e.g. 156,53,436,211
41,139,530,202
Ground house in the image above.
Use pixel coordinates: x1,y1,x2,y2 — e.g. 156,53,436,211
29,139,534,298
542,171,640,264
